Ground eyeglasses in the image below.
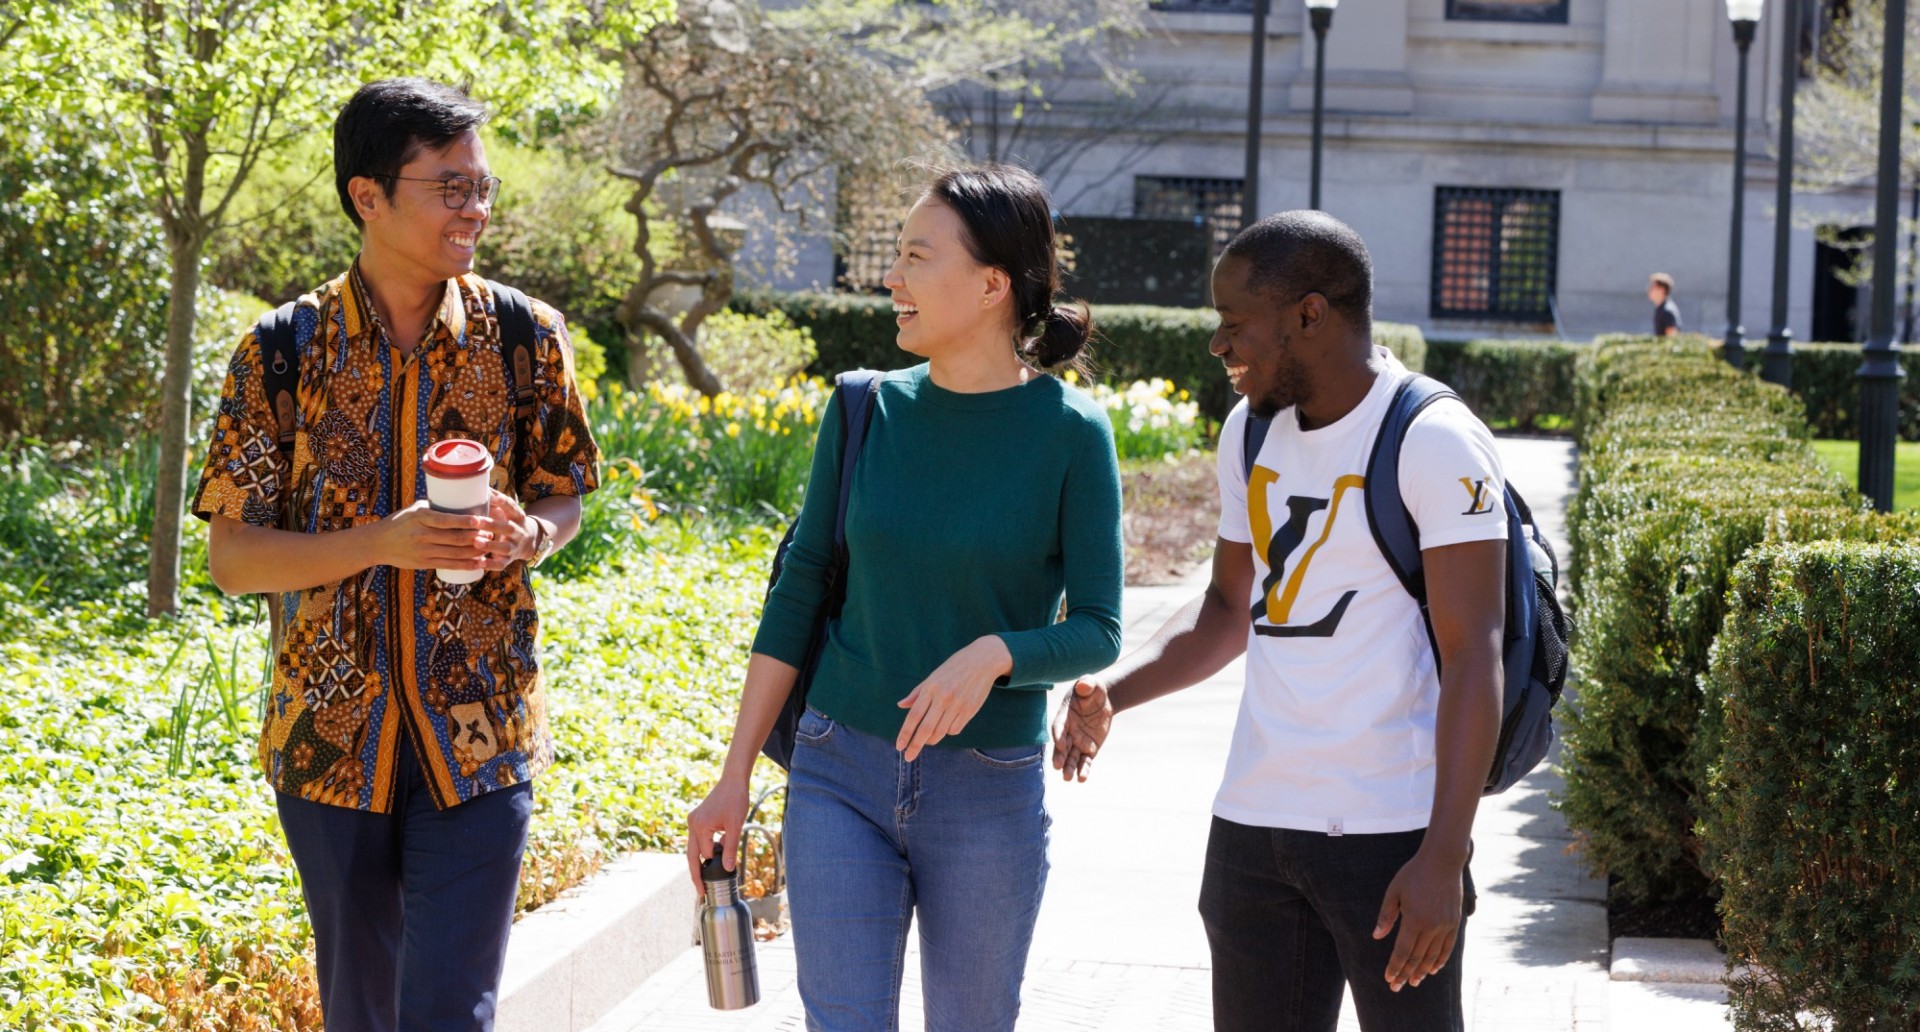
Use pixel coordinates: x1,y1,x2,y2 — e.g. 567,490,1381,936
362,173,502,209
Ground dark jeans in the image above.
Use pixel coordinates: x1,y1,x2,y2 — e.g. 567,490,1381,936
276,742,533,1032
1198,816,1475,1032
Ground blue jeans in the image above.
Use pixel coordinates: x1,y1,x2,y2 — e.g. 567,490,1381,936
1199,816,1475,1032
785,706,1050,1032
276,743,533,1032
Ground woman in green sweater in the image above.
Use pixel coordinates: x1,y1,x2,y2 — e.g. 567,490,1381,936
686,164,1124,1030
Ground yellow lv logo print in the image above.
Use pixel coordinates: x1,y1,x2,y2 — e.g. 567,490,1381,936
1459,477,1497,516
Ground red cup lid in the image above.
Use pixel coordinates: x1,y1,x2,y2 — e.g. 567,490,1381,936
424,438,492,478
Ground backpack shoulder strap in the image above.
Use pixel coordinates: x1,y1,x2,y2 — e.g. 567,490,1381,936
832,369,884,554
1362,373,1461,602
1241,409,1271,482
257,302,301,460
487,280,539,429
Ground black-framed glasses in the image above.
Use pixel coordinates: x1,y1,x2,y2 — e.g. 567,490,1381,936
362,173,502,209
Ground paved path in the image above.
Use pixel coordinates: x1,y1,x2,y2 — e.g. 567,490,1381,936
588,437,1616,1032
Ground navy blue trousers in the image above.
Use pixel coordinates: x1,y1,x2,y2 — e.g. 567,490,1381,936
276,742,533,1032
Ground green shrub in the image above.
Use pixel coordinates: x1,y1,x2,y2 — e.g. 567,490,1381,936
736,289,1426,421
1558,337,1868,904
694,309,819,394
1783,342,1920,441
1704,542,1920,1029
1425,339,1580,431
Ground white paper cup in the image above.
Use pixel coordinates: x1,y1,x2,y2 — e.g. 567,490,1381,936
423,438,493,584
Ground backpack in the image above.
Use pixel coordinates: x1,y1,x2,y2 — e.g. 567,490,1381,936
1242,373,1571,796
252,280,540,650
759,369,884,770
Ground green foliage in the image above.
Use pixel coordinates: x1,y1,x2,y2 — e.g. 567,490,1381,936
736,289,1426,421
0,127,169,445
1783,342,1920,441
1704,542,1920,1031
694,310,821,394
1425,339,1580,432
1558,338,1870,904
0,524,776,1029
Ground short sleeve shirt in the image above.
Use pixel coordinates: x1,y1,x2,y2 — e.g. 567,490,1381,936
192,266,600,812
1214,350,1506,834
1653,298,1682,335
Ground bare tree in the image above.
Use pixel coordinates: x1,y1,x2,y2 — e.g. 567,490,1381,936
607,0,1146,394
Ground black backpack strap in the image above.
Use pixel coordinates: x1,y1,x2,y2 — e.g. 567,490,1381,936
257,301,301,460
1241,408,1271,482
487,280,539,430
826,369,884,616
1360,373,1462,604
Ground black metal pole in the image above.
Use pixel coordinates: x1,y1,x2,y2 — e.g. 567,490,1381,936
1243,0,1269,228
1310,6,1333,211
1764,0,1799,387
1859,0,1907,512
1726,20,1757,370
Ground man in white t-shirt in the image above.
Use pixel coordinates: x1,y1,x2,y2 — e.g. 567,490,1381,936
1051,211,1506,1031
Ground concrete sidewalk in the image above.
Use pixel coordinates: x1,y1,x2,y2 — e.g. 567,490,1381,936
586,437,1620,1032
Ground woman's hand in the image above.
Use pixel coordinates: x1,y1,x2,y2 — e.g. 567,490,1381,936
895,635,1013,761
685,777,752,895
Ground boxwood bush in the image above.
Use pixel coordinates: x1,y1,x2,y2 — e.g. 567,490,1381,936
736,290,1427,422
1425,338,1580,431
1784,342,1920,441
1703,542,1920,1029
1559,338,1863,903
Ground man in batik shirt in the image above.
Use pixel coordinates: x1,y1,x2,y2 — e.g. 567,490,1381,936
192,78,599,1032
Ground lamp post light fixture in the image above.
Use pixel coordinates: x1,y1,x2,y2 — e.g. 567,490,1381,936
1723,0,1764,371
1860,0,1908,511
1242,0,1272,230
1763,0,1798,387
1306,0,1338,211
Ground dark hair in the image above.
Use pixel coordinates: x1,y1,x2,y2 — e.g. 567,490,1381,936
1221,210,1373,331
333,78,490,230
1651,272,1675,293
923,163,1092,373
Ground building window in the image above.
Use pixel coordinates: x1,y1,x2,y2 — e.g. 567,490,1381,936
1430,186,1560,322
1445,0,1571,23
1149,0,1256,11
1134,176,1245,258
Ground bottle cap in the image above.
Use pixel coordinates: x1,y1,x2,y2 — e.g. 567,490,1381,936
701,842,734,882
424,438,491,478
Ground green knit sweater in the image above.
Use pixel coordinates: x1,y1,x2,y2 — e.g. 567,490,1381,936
751,364,1125,749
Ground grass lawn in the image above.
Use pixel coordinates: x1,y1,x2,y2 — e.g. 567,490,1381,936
1811,439,1920,510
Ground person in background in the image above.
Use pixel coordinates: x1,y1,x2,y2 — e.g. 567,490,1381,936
1649,272,1683,336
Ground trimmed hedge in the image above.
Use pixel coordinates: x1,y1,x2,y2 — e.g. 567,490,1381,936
735,290,1426,421
1559,338,1862,903
1704,542,1920,1029
1786,342,1920,441
1425,338,1580,431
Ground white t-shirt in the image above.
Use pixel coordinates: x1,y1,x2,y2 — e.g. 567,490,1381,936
1214,352,1507,834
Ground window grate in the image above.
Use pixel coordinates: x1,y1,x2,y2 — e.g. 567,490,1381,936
1445,0,1571,23
1430,186,1560,322
1134,176,1245,259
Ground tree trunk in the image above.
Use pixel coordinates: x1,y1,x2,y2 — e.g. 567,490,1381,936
146,231,203,617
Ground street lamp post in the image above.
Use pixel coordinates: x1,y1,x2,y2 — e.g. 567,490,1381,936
1763,0,1799,387
1243,0,1271,227
1860,0,1908,511
1724,0,1764,371
1306,0,1338,211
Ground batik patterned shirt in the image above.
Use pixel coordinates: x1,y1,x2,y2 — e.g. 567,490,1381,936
192,266,600,812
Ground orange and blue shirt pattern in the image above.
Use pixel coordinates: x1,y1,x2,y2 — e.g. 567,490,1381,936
191,268,600,813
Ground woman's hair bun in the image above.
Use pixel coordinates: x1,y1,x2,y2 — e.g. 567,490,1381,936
1021,301,1093,371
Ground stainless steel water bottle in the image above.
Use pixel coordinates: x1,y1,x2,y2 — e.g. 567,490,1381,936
699,843,760,1010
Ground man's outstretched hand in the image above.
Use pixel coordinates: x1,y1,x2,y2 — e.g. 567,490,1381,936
1050,677,1113,782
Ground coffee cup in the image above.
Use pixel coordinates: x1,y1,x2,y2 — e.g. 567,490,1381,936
423,438,493,585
